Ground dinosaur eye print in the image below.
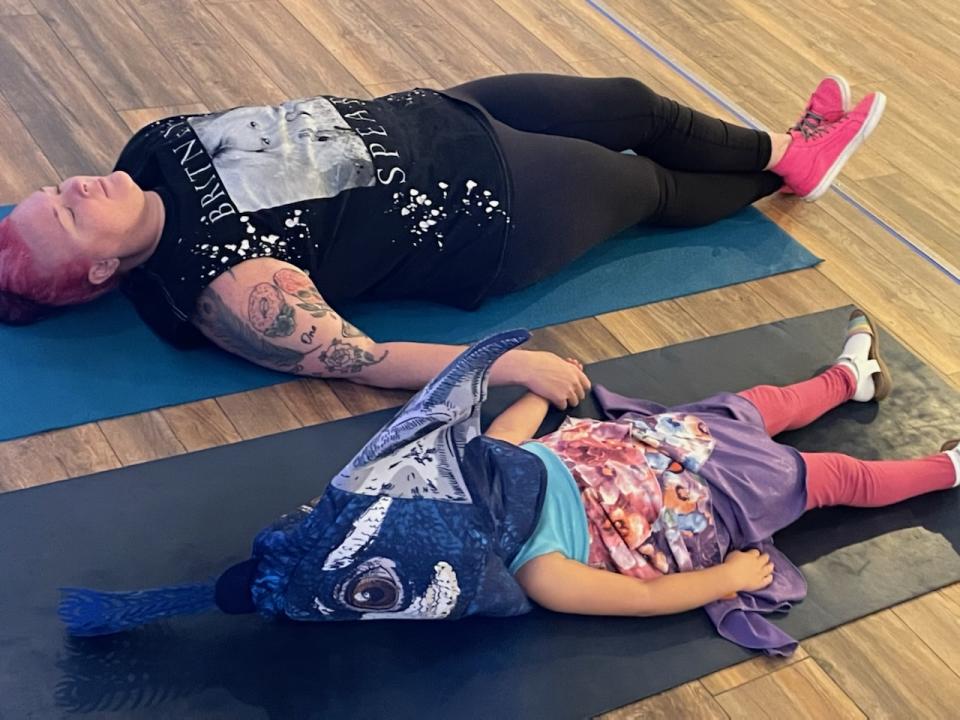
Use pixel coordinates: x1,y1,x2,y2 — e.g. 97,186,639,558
339,558,403,612
349,576,398,610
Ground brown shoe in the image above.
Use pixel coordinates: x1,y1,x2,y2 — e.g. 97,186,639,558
942,439,959,453
838,309,893,401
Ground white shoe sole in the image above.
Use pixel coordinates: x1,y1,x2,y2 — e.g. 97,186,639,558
802,91,886,202
944,447,960,488
825,73,852,113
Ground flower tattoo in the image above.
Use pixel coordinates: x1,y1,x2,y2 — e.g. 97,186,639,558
317,338,387,374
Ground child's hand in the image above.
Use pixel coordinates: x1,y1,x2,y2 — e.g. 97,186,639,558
516,351,590,410
722,549,774,594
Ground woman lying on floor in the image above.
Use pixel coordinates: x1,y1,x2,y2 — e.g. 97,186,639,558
60,310,959,656
2,74,883,408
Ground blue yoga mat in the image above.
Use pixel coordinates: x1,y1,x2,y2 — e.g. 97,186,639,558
0,202,818,440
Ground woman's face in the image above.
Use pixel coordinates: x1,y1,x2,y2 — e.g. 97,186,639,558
9,171,148,274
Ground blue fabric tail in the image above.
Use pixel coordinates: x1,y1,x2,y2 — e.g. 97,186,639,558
58,583,217,636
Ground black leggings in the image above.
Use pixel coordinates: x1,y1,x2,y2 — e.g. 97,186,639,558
445,74,783,294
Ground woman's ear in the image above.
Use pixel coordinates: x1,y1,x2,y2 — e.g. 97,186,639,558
88,257,120,285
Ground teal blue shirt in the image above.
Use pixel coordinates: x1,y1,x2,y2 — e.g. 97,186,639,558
509,442,590,574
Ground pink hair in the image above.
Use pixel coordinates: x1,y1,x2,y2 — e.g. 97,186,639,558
0,215,115,324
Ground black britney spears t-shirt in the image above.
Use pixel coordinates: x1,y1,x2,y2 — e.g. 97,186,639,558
117,89,511,346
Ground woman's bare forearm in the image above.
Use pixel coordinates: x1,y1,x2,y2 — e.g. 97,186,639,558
349,341,528,389
192,260,585,406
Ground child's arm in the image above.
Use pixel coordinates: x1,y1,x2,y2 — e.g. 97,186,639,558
515,550,774,617
484,392,552,445
484,358,584,445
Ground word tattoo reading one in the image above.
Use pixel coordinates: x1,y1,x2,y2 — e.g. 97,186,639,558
273,268,364,338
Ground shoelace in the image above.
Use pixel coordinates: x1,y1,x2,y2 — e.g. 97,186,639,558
789,109,822,132
791,110,840,140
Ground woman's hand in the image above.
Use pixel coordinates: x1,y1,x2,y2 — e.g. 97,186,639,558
514,351,591,409
722,549,775,594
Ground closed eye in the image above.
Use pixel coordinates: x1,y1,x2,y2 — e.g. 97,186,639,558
50,185,76,226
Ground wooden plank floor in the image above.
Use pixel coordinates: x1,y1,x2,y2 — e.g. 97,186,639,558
0,1,958,716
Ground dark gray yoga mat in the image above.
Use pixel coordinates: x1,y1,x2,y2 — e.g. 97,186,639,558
1,306,958,719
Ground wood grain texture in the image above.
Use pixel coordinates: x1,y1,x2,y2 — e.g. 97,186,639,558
854,172,958,270
0,434,66,491
892,590,960,677
0,424,120,491
0,0,34,15
676,284,783,335
524,317,629,364
602,680,729,719
598,300,707,354
815,194,960,318
714,658,865,719
159,399,242,452
425,0,572,76
214,386,303,440
0,93,59,201
357,0,501,87
98,411,186,465
745,268,851,318
805,610,960,717
272,379,352,426
280,0,426,86
762,197,960,376
32,0,197,110
701,647,809,695
939,583,960,614
119,0,285,110
0,14,131,176
492,0,621,64
207,0,367,99
330,381,412,416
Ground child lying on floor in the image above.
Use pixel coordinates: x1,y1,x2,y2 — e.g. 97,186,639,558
486,310,958,653
60,310,959,656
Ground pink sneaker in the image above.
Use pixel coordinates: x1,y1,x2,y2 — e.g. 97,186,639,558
780,76,851,194
792,75,851,132
773,91,886,201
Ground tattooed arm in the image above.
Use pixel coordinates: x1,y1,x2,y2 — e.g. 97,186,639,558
192,258,389,378
192,258,592,404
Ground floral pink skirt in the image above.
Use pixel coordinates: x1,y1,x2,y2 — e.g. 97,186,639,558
534,414,722,580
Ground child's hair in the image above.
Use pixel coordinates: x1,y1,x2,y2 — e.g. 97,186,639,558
0,216,114,324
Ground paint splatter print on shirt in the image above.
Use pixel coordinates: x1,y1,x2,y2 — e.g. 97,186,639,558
116,90,511,345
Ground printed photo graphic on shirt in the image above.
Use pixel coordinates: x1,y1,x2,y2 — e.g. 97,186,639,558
188,97,376,213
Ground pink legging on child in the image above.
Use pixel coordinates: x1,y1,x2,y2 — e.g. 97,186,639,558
738,365,955,510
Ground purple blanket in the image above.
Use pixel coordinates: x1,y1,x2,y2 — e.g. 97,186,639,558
594,386,810,656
